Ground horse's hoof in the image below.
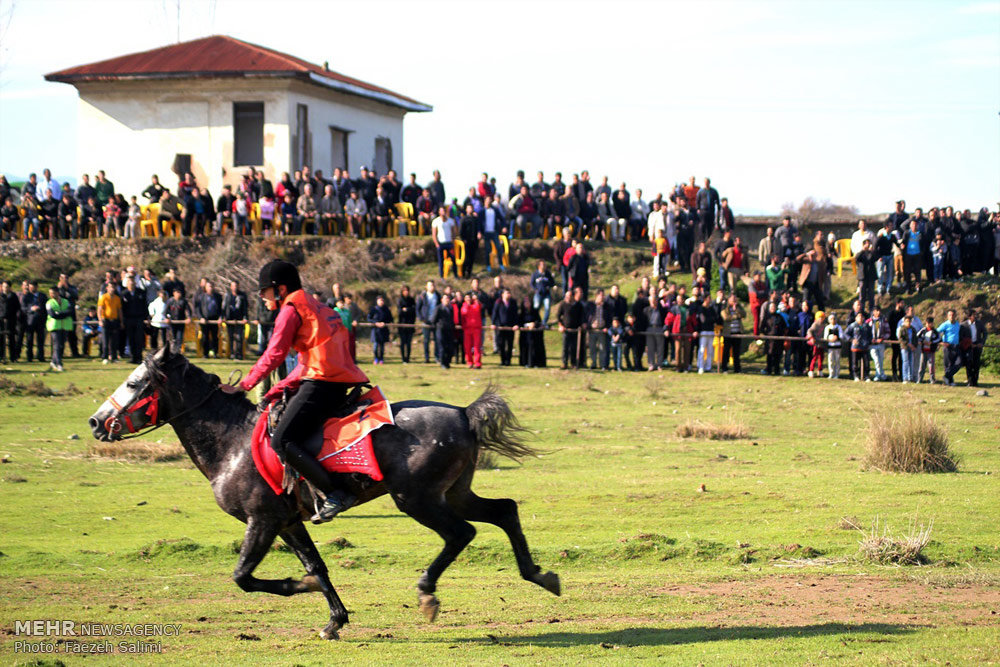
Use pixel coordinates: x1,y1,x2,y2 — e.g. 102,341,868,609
301,574,324,592
319,624,341,641
418,593,440,622
538,570,561,596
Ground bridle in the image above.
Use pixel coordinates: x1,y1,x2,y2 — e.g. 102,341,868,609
102,359,231,440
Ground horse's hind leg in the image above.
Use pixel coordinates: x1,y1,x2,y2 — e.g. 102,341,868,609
280,522,349,640
448,487,561,597
395,496,476,622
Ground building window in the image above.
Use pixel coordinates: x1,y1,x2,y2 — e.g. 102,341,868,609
374,137,392,176
330,126,350,172
233,102,264,166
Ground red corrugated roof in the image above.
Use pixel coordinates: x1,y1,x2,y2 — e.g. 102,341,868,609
44,35,430,112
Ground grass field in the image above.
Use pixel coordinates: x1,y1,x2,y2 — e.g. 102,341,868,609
1,344,998,665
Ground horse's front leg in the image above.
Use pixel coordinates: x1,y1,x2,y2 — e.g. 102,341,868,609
280,522,350,640
232,517,317,597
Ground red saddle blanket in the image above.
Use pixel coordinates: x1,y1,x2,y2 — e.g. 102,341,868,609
251,386,392,495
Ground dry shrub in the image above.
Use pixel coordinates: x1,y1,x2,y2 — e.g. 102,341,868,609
88,440,185,463
644,377,665,400
857,516,932,565
864,409,957,473
676,417,750,441
0,376,55,397
300,238,385,290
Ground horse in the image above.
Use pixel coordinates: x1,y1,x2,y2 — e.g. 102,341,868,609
88,346,560,640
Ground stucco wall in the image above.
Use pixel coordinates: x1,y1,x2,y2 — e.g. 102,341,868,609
72,77,408,201
286,81,405,181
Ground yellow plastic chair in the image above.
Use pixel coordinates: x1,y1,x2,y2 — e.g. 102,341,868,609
394,202,415,236
489,235,510,270
444,240,466,278
140,204,160,237
835,238,855,276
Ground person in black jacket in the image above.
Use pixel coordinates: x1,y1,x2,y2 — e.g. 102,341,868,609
20,281,45,362
556,288,586,369
57,192,78,239
396,285,416,363
39,190,60,240
222,281,248,359
0,280,20,362
368,295,393,364
760,302,786,375
459,205,480,276
491,289,519,366
432,293,455,369
194,281,222,358
568,242,590,300
518,296,546,368
120,276,147,363
165,288,190,354
586,289,613,370
216,185,236,234
56,273,80,358
961,311,987,387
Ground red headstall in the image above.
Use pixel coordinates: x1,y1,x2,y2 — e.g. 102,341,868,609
106,390,161,435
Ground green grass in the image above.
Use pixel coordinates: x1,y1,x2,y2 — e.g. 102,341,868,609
1,351,998,665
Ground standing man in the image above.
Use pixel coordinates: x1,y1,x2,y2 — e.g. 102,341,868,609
431,206,458,278
222,281,249,360
94,170,115,206
961,311,986,387
21,281,46,363
396,285,416,364
120,276,147,364
855,239,878,313
56,273,80,358
586,289,612,370
195,281,222,358
97,282,123,364
696,177,720,240
568,242,591,300
556,288,585,370
491,288,519,366
44,287,73,371
0,280,20,362
530,260,554,326
165,288,191,355
937,309,962,387
416,280,440,363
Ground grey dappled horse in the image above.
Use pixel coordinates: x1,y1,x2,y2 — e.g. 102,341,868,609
88,346,560,639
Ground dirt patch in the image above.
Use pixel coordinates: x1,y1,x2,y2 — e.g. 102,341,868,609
659,574,1000,627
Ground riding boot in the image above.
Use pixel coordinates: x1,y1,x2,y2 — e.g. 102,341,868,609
284,444,357,523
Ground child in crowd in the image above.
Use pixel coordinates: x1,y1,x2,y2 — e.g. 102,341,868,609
916,315,940,383
234,192,250,236
931,235,946,282
625,312,641,371
81,306,100,357
845,311,871,381
652,230,669,278
103,196,121,238
823,313,843,379
125,196,141,239
259,195,276,236
806,310,826,377
608,316,625,371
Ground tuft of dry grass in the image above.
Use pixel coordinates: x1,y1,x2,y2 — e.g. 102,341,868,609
676,416,750,441
644,378,665,400
0,376,55,397
857,516,933,565
476,450,499,470
864,409,958,473
88,440,186,463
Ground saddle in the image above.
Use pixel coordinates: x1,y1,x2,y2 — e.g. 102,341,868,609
250,386,392,501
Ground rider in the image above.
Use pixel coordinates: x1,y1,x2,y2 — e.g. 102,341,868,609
222,259,369,522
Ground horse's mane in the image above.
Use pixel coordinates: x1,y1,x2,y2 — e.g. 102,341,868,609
155,353,257,429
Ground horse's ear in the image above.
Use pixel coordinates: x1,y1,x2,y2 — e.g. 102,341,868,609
153,345,171,365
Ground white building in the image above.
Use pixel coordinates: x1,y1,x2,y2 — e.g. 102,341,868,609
45,35,431,199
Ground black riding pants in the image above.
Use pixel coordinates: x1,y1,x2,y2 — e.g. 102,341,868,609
270,380,352,459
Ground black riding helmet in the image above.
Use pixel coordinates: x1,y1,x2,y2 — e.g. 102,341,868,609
257,259,302,294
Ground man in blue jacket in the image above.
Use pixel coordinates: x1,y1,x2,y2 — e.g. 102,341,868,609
936,309,962,386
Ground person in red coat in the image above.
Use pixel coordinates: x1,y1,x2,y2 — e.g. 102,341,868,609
460,292,484,368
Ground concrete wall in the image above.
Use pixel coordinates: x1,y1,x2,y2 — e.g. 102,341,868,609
72,77,406,201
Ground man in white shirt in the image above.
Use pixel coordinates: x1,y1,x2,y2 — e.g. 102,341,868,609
647,201,665,243
431,206,458,277
850,219,875,256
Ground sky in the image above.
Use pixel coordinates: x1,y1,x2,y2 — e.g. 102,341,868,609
0,0,998,215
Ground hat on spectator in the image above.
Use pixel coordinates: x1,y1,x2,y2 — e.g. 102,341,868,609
816,310,826,319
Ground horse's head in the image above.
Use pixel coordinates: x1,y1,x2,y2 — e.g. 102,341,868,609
89,346,190,441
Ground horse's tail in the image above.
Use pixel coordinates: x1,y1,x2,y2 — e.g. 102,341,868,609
465,385,536,462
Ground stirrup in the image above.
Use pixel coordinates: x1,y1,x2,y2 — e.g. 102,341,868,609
310,492,356,524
